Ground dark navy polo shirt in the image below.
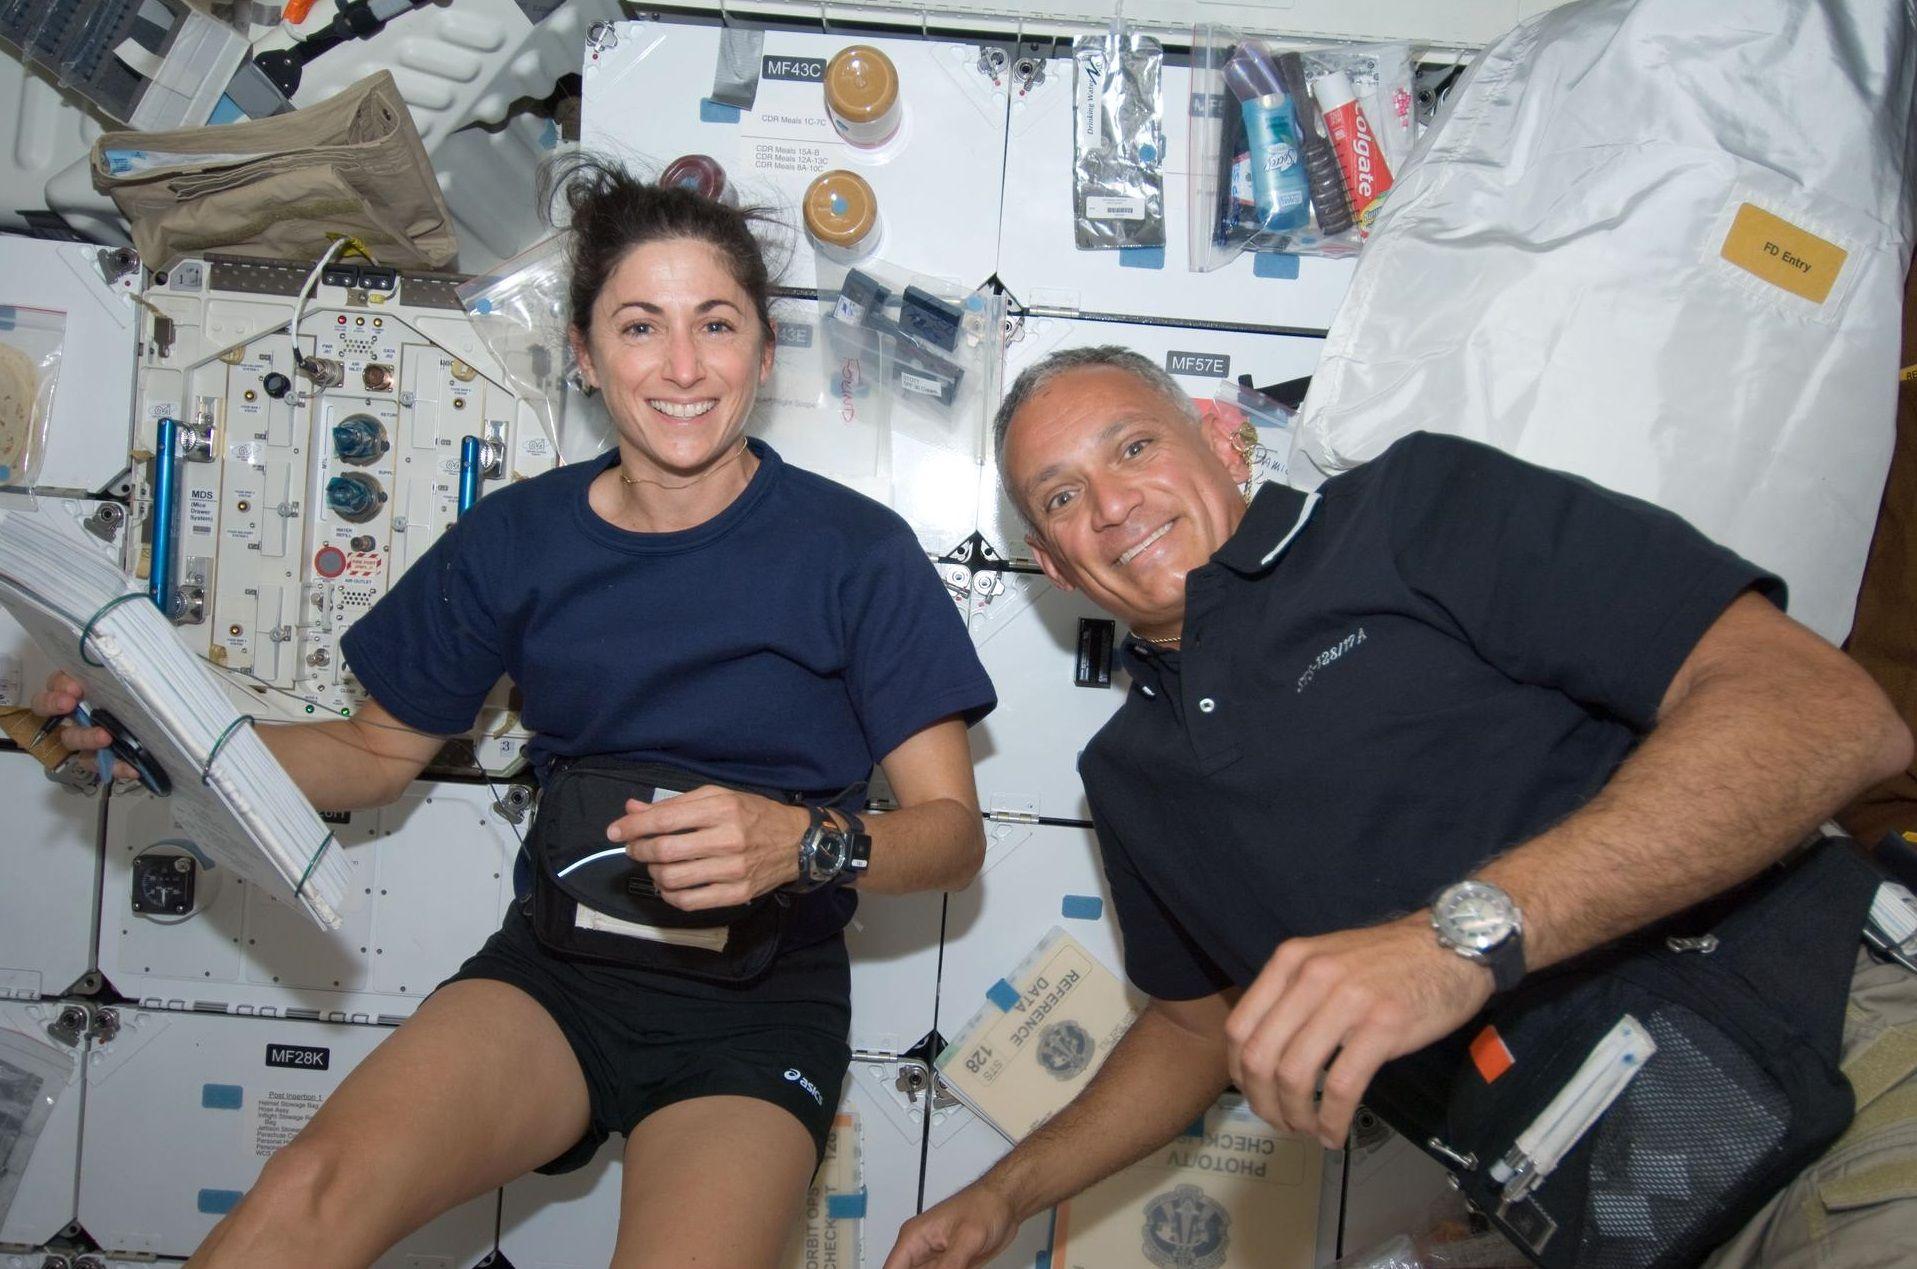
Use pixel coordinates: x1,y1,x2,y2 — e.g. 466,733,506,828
341,438,996,943
1079,431,1782,1001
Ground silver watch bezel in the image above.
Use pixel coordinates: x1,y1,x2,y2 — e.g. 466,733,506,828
1431,879,1523,958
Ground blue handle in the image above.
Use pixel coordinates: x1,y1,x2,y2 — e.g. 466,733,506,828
457,436,484,519
150,418,180,619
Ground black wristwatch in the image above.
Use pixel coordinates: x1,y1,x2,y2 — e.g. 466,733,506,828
790,805,872,893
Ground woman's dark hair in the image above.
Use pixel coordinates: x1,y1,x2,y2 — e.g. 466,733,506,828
542,153,782,341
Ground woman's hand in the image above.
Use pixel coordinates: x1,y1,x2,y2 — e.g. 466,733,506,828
29,670,136,781
606,786,812,909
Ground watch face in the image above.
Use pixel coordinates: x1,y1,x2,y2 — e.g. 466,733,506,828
1437,881,1516,952
811,829,848,880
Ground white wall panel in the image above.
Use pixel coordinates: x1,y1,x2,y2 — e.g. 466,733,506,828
0,999,86,1248
98,782,518,1022
77,1008,497,1264
583,22,1009,294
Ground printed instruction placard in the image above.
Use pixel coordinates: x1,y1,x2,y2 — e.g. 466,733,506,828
936,927,1136,1141
1052,1098,1325,1269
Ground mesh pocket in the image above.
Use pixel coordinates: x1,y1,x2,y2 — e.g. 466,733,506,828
1574,1004,1788,1267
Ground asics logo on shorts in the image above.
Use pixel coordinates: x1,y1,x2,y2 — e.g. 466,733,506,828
784,1067,824,1105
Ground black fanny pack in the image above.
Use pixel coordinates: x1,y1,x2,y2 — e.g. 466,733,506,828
525,756,806,982
1364,835,1886,1268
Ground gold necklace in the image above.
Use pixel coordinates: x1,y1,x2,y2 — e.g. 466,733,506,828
617,439,750,491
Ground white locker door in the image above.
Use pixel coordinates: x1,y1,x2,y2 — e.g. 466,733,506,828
581,21,1009,295
997,60,1354,331
938,823,1129,1020
0,525,122,1001
966,574,1125,825
0,750,101,1002
847,885,943,1056
76,1008,498,1264
0,1000,86,1248
497,1058,924,1268
98,782,519,1022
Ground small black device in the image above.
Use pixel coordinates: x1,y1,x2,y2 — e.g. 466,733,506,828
131,852,196,915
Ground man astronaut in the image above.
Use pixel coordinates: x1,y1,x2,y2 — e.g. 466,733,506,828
884,346,1917,1267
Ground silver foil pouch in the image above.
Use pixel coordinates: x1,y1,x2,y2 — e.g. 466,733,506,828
1072,31,1165,250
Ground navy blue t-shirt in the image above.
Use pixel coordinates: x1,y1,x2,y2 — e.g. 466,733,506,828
341,439,996,940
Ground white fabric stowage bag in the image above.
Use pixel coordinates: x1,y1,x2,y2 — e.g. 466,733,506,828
1298,0,1916,643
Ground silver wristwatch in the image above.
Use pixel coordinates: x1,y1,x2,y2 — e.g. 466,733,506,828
790,806,871,893
1431,879,1527,993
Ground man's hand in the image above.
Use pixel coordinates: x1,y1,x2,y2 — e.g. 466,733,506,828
1225,914,1493,1148
883,1179,1018,1269
606,787,810,910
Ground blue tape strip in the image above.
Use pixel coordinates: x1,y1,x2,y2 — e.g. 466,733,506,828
1061,894,1104,921
201,1083,243,1110
1118,246,1166,270
826,1190,868,1220
1036,1252,1052,1269
1254,252,1301,280
197,1188,243,1214
699,99,743,123
986,978,1021,1012
1181,1114,1206,1138
208,95,245,125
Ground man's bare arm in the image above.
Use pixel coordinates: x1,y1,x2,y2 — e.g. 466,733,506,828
1481,591,1913,966
883,991,1234,1268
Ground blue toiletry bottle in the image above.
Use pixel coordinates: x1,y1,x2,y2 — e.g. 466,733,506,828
1224,44,1310,234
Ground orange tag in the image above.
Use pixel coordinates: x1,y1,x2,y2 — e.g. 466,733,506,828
1471,1025,1516,1084
1719,203,1847,305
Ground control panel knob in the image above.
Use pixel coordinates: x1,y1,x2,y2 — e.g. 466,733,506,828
325,472,386,523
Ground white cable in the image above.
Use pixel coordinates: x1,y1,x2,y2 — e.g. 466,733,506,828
289,238,349,373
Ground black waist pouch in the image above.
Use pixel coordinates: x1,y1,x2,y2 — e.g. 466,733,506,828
1364,835,1884,1268
526,756,806,982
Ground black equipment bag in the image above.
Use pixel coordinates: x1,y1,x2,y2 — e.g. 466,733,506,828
525,756,806,982
1362,835,1885,1268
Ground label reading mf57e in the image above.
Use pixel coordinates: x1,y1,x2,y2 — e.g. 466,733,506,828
1720,203,1847,305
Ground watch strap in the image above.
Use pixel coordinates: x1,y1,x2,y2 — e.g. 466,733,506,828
786,804,833,894
834,806,872,880
1485,928,1526,993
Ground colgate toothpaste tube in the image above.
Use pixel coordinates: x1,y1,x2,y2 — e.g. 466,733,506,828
1312,69,1394,231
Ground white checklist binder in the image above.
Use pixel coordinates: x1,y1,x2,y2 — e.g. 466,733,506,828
0,495,351,928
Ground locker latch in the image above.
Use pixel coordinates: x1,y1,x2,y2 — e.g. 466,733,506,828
44,1004,89,1048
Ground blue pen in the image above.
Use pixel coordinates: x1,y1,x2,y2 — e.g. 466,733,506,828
69,703,116,785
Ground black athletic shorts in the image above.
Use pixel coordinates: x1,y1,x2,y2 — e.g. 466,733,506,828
439,904,851,1173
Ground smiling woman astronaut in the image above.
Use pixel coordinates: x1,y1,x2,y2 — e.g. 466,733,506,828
38,155,997,1269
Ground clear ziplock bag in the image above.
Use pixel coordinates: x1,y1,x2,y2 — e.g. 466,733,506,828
816,256,1001,460
0,305,65,489
1191,28,1419,269
455,235,572,455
